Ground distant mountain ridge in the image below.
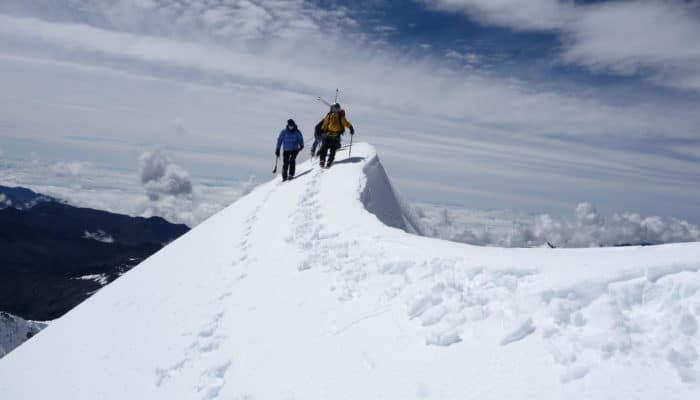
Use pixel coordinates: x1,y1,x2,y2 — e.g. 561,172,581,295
0,185,189,321
0,185,58,210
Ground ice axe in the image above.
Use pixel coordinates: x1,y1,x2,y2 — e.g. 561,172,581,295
272,155,279,174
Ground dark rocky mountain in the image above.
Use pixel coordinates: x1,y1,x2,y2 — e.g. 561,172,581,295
0,186,189,321
0,185,58,210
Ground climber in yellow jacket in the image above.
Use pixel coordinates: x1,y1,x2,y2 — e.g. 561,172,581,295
318,103,354,168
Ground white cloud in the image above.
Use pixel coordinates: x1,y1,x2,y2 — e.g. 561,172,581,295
424,0,700,90
139,150,193,200
425,0,574,31
82,230,115,243
535,202,700,247
2,6,691,140
563,1,700,90
375,25,397,33
0,0,355,45
416,202,700,248
139,150,168,184
48,161,89,178
445,49,481,64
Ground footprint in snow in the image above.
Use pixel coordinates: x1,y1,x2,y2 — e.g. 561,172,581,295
500,318,536,346
217,291,232,301
197,361,232,399
560,365,591,383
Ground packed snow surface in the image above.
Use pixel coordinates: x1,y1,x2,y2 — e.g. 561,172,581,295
1,143,700,399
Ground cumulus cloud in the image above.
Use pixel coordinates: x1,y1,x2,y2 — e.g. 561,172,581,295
416,202,700,248
533,203,700,247
424,0,700,90
139,150,193,200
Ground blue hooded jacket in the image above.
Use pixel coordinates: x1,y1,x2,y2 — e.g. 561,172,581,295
276,128,304,152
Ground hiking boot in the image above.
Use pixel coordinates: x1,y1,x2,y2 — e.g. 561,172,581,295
319,160,325,168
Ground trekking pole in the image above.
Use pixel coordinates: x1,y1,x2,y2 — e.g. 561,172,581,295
272,155,279,174
349,134,353,157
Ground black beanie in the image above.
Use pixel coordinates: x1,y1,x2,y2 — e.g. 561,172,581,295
287,119,296,127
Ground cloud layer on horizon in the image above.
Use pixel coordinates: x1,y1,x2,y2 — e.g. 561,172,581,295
0,147,256,227
415,202,700,248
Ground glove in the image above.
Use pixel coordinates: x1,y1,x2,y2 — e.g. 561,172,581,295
299,146,304,152
275,149,280,157
350,127,355,135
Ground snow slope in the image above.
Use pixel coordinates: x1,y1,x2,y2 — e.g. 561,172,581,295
1,143,700,399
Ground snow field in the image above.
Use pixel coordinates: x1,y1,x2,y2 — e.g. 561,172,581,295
1,143,699,399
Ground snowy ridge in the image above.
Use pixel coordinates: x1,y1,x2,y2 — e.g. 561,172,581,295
1,143,699,399
360,155,426,235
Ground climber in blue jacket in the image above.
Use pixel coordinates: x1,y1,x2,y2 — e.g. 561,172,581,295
275,119,304,181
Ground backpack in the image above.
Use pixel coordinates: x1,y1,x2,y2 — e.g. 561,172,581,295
325,110,346,135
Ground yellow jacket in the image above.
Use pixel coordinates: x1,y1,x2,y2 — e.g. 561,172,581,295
321,112,353,137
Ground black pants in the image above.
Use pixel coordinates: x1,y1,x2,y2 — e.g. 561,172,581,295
319,136,340,165
282,150,299,180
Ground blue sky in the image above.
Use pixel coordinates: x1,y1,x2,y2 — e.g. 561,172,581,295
0,0,699,225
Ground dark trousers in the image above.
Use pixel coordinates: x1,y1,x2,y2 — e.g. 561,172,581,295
319,136,340,165
282,150,299,180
